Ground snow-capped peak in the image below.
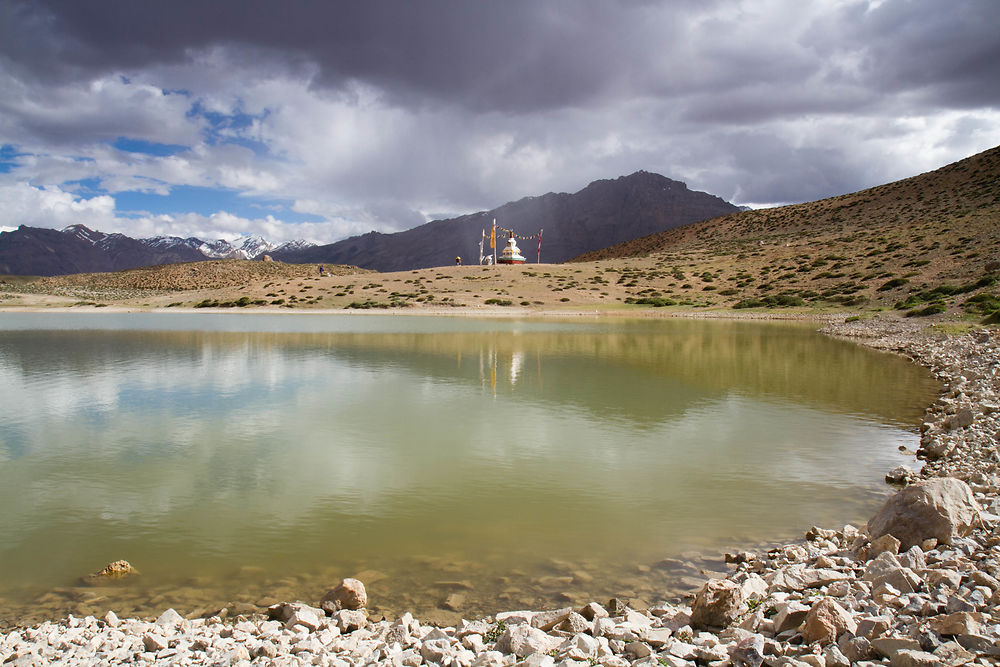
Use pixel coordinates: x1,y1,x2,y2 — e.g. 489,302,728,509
61,224,106,245
273,239,315,253
233,235,277,259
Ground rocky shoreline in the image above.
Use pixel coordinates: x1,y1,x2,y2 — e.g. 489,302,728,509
2,316,998,667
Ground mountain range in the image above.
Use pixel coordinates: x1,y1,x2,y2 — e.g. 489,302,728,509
271,171,739,270
0,225,313,277
0,170,738,276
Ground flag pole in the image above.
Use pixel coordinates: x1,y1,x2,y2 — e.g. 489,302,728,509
491,218,497,265
537,229,543,263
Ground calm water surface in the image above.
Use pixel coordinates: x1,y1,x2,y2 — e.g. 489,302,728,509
0,313,938,624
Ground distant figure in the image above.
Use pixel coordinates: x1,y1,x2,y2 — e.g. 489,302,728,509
318,265,325,275
455,256,462,265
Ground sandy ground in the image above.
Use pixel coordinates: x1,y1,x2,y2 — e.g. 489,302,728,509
0,258,864,319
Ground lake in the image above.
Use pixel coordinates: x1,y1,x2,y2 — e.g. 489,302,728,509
0,312,937,625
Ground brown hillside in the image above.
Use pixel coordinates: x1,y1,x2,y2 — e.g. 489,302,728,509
570,144,1000,312
577,145,1000,263
37,260,367,291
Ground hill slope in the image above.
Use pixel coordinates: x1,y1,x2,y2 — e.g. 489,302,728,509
272,171,739,271
568,144,1000,312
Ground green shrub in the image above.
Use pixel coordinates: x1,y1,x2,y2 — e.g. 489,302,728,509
484,298,513,306
347,300,411,309
965,293,1000,315
733,299,766,309
878,278,909,291
905,303,947,317
625,297,676,307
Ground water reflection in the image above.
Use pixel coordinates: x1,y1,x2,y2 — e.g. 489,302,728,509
0,315,938,622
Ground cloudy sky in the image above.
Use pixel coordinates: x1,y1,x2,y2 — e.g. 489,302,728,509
1,0,998,244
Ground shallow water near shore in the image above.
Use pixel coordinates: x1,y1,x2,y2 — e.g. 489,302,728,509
0,312,937,625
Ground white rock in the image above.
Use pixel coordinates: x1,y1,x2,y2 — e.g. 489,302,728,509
154,608,184,628
496,624,559,658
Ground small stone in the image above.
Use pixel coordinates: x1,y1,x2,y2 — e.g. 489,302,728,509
767,565,849,592
495,624,559,658
945,409,975,430
625,641,652,659
869,533,902,556
142,634,168,653
929,612,984,636
924,569,962,589
773,602,810,634
932,641,974,665
801,598,857,646
841,636,873,663
871,637,922,660
891,649,941,667
102,610,119,628
643,628,673,647
885,466,913,485
955,633,1000,654
334,609,367,633
856,616,892,640
442,592,466,612
496,610,534,625
824,643,851,667
555,612,591,634
89,560,138,580
731,633,765,667
286,606,322,631
520,654,554,667
530,607,573,631
155,608,184,628
691,579,744,628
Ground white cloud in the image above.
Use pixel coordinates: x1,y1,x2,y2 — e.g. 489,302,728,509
0,181,116,229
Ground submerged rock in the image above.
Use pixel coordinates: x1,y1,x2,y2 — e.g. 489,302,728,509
85,560,138,583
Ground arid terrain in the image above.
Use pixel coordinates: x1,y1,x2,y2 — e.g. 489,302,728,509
2,146,998,323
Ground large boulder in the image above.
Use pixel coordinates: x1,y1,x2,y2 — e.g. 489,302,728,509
867,478,981,550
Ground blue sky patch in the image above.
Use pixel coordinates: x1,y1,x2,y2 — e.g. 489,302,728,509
115,185,324,223
112,137,189,157
187,102,272,157
0,144,27,173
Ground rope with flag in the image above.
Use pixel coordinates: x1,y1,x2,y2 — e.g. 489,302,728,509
481,219,545,264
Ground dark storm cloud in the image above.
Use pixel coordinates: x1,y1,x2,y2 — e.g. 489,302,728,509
812,0,1000,109
2,0,682,112
6,1,1000,109
5,0,1000,120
